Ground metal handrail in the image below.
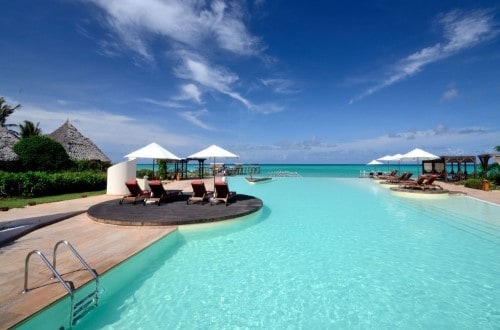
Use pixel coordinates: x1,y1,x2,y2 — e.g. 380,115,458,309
23,241,99,327
23,250,73,296
53,240,99,285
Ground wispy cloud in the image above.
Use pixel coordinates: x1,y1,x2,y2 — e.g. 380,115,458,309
350,9,497,104
232,124,498,163
85,0,262,61
178,109,213,130
142,98,186,109
261,78,300,94
180,84,203,103
174,55,252,106
441,87,458,101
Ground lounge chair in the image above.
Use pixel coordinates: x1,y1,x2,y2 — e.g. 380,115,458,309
383,172,407,184
211,181,237,206
187,180,214,205
377,170,398,180
145,180,182,206
422,174,442,189
401,174,442,190
399,175,426,189
119,179,151,205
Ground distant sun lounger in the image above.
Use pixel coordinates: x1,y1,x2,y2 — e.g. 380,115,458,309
400,174,443,190
382,172,413,184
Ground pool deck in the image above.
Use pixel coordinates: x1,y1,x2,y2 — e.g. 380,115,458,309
0,179,498,329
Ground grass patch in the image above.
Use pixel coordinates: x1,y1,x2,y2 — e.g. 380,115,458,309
0,190,106,210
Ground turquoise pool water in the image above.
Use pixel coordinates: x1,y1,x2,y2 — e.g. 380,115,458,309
19,177,500,329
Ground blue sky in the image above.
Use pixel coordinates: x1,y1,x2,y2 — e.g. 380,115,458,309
1,0,499,164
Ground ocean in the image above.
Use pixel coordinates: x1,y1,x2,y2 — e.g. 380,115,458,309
137,163,425,178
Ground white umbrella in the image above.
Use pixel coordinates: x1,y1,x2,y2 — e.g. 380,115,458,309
399,148,439,176
125,142,180,178
388,153,405,173
188,144,239,185
367,160,383,165
377,154,393,171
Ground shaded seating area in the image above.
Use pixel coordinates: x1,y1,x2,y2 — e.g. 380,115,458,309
187,180,214,205
422,156,477,182
119,179,150,205
145,180,182,206
211,181,237,206
478,153,500,178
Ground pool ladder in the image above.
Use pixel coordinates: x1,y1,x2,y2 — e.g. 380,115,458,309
23,240,99,326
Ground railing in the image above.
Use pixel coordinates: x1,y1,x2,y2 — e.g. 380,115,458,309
23,250,74,296
23,240,99,326
53,240,99,285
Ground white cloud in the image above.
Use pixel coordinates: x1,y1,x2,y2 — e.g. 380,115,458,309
142,98,186,108
441,87,458,101
231,124,499,163
261,78,300,94
85,0,261,61
350,9,497,104
179,109,213,130
174,55,255,108
180,84,202,103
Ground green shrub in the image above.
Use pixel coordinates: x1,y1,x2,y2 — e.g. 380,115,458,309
72,160,110,172
464,178,483,190
0,171,106,197
13,136,73,172
488,172,500,186
136,169,153,179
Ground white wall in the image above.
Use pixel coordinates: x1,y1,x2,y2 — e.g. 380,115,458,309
106,159,137,195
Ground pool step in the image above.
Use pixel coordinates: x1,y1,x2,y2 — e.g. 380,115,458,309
73,291,99,325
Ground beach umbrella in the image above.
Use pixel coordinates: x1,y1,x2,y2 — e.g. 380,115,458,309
188,144,239,185
367,160,383,165
399,148,439,176
389,153,405,173
125,142,180,178
377,155,394,171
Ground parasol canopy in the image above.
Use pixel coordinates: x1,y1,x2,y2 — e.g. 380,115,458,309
399,148,439,176
125,142,180,178
367,160,383,165
188,144,239,185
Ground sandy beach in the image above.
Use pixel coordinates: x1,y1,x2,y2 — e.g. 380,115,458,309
0,179,498,328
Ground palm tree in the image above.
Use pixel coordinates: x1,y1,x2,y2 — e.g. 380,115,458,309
19,120,42,138
0,97,21,130
495,146,500,152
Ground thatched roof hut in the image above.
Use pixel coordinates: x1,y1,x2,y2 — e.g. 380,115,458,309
0,126,20,161
48,120,111,163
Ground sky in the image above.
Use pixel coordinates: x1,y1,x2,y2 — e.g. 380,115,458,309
1,0,499,164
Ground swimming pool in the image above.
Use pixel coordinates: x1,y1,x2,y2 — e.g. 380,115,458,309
18,177,500,329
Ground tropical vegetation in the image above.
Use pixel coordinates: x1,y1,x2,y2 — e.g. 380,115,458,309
1,97,108,203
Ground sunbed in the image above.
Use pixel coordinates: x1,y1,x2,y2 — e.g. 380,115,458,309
119,179,151,205
401,174,442,190
211,181,237,206
187,180,214,205
145,180,182,206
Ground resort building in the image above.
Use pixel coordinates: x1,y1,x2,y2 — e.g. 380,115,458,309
48,120,111,163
